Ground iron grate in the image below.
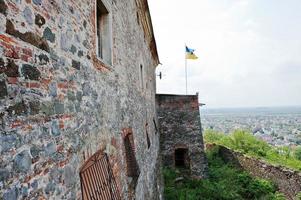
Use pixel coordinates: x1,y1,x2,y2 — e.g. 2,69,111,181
80,151,121,200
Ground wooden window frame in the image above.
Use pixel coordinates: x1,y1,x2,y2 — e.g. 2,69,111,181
96,0,112,66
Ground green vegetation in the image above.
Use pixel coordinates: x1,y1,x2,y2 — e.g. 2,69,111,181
164,146,286,200
204,129,301,171
295,146,301,161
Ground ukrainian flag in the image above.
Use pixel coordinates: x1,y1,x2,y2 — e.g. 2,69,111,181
186,46,198,60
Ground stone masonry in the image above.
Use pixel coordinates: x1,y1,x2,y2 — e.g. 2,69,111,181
0,0,163,199
156,94,208,179
214,144,301,200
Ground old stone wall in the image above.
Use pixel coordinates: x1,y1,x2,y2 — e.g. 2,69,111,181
156,94,208,179
214,145,301,200
0,0,162,199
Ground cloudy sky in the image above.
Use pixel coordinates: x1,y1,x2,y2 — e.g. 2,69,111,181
148,0,301,108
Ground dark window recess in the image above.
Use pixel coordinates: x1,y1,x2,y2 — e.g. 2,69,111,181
79,151,121,200
123,130,140,181
145,123,151,148
96,0,112,64
153,118,158,134
175,148,189,168
140,64,144,90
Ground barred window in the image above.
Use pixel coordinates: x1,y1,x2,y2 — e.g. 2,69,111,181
79,151,121,200
122,128,140,180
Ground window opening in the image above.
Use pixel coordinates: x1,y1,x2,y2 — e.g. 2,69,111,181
140,64,144,90
175,148,189,168
96,0,112,65
153,118,158,134
122,129,140,185
145,123,151,148
79,151,121,200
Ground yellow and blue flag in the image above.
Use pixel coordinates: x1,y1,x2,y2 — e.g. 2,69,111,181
185,46,198,60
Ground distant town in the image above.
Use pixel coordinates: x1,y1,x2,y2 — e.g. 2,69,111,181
201,107,301,147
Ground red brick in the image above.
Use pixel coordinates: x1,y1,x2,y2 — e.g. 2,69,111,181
43,168,49,175
24,175,32,183
41,78,51,86
0,34,17,44
57,145,64,153
1,41,13,49
21,54,30,62
59,120,64,129
22,48,33,56
25,82,40,88
11,120,23,128
7,2,19,13
58,159,69,168
7,77,18,84
57,82,68,89
4,46,20,59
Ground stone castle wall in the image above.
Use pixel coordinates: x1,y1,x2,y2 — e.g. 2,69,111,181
156,94,208,179
213,145,301,200
0,0,162,199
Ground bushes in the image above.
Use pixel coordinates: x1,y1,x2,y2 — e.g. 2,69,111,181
295,147,301,161
163,147,285,200
204,129,301,171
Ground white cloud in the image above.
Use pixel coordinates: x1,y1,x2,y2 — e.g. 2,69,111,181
150,0,301,107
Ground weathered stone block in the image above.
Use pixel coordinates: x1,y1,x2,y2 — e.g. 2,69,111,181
13,150,32,173
71,60,80,70
0,57,4,67
32,0,42,5
60,33,70,51
67,90,76,101
35,14,45,28
40,101,54,115
7,101,27,116
43,27,55,43
0,134,20,152
6,20,50,52
0,80,8,99
63,165,75,187
1,59,20,77
45,142,56,156
30,145,42,158
78,50,84,57
0,169,9,185
54,101,64,114
29,101,40,115
23,7,33,25
49,82,57,97
51,121,60,136
31,180,38,190
21,64,41,80
37,53,49,65
0,0,8,16
70,45,77,54
45,181,55,194
3,187,18,200
76,91,82,102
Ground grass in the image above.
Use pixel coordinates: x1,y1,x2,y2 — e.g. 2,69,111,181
204,129,301,171
164,146,286,200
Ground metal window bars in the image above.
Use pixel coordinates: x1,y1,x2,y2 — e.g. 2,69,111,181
80,151,121,200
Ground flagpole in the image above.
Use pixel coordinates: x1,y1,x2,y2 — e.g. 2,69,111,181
185,57,187,95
